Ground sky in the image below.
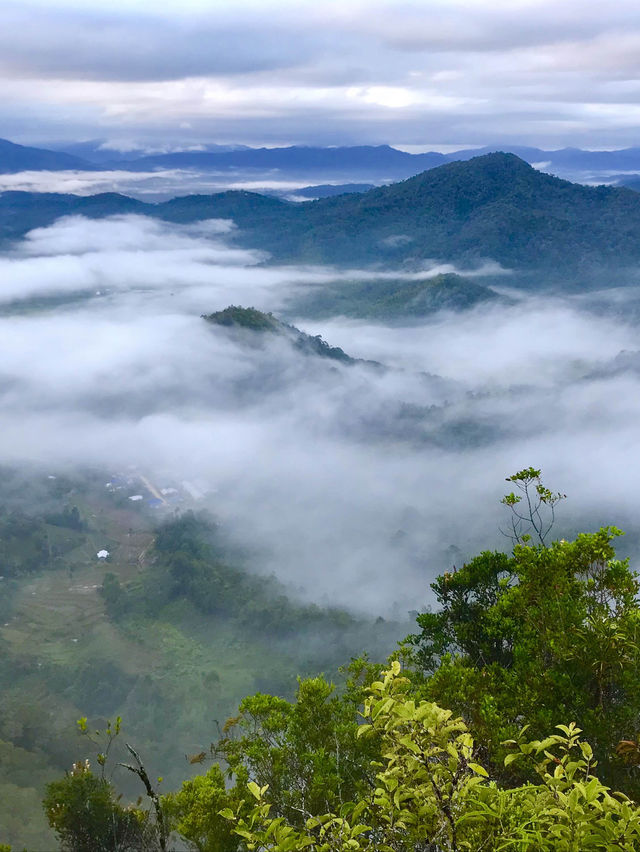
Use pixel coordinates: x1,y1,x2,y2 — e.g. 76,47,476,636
3,0,640,150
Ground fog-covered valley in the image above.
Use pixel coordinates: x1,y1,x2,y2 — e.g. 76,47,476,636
3,211,640,611
5,205,640,847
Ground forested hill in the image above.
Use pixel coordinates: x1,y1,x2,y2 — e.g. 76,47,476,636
203,305,371,364
255,153,640,271
6,153,640,277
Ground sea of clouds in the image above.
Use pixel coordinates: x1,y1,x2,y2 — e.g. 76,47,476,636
2,212,639,613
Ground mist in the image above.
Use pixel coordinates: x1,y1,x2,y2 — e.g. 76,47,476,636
2,213,639,614
0,168,381,200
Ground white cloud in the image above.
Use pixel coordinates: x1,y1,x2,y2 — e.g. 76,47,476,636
0,169,184,195
2,213,640,613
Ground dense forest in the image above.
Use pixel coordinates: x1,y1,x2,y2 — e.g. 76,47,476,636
8,154,640,284
5,469,640,850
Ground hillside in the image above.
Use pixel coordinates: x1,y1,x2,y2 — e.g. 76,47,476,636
157,153,640,275
6,153,640,279
0,190,146,241
259,153,640,271
0,138,96,172
203,306,366,364
293,272,502,319
0,469,404,849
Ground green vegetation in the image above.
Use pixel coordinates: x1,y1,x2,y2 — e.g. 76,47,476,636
11,154,640,281
294,272,501,320
0,469,402,850
234,153,640,275
203,306,359,364
226,664,640,851
203,306,282,332
27,467,640,851
121,510,376,643
43,762,155,852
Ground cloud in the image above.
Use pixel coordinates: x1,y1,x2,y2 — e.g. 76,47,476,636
0,170,353,200
2,213,640,614
4,2,640,148
0,3,319,82
0,169,186,196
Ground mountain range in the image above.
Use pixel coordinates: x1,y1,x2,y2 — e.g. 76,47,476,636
7,136,640,182
0,138,100,173
5,153,640,284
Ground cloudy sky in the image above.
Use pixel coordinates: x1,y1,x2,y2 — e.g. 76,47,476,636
3,0,640,151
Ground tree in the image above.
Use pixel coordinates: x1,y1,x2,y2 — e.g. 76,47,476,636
100,573,129,620
500,466,565,546
213,660,384,828
44,718,164,852
406,471,640,794
43,760,155,852
162,765,243,852
224,663,640,851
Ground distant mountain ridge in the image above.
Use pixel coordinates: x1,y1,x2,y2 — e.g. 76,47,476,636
5,153,640,282
9,135,640,180
104,144,640,178
0,138,97,173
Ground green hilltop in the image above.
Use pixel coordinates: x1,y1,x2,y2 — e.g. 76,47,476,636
293,271,502,319
6,153,640,284
203,306,360,363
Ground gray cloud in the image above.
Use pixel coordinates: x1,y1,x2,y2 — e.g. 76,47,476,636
0,3,320,82
3,2,640,148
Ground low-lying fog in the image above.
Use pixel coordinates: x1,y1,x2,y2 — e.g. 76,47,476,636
0,169,379,200
1,163,634,200
2,213,639,613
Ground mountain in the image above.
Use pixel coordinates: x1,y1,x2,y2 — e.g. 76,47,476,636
0,138,96,172
44,140,251,165
108,144,447,177
6,153,640,281
537,147,640,172
615,175,640,192
0,191,146,241
202,152,640,275
443,146,640,174
203,305,369,364
293,273,502,319
287,183,376,199
12,137,640,180
43,139,640,179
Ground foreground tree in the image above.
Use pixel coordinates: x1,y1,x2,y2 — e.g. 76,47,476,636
43,719,164,852
224,663,640,851
162,764,243,852
43,760,157,852
211,660,384,828
42,469,640,849
406,471,640,794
